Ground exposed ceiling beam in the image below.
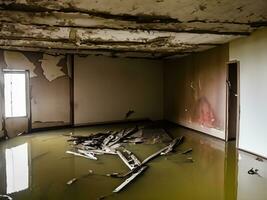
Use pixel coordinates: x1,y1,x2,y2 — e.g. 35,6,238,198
0,0,266,59
0,45,188,59
0,10,254,35
0,0,266,24
0,39,213,53
0,23,240,45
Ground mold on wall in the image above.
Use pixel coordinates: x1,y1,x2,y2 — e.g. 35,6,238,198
74,55,163,125
164,45,228,139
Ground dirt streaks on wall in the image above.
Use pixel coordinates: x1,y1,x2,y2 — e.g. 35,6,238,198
164,44,228,139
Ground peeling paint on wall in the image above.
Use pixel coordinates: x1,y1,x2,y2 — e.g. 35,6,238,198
4,51,37,77
40,54,66,81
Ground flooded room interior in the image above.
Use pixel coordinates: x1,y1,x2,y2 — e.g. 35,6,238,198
0,0,267,199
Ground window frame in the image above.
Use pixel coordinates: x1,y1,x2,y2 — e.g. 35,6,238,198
3,69,28,119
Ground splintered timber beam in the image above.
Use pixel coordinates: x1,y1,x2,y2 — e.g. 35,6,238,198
117,150,135,170
116,136,184,179
0,10,253,35
112,137,184,192
113,165,148,193
66,150,97,160
65,128,185,193
116,148,142,170
143,136,184,164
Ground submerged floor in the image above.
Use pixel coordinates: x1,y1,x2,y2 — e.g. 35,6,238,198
0,122,266,200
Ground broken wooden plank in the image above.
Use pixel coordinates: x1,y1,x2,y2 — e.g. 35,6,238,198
160,136,184,155
66,178,78,185
77,149,98,160
117,150,135,170
113,165,148,193
141,136,183,164
66,150,97,160
182,148,193,154
0,195,12,200
116,137,184,179
117,148,141,170
107,127,139,147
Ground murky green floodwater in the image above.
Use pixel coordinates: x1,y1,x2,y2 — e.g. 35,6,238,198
0,123,266,200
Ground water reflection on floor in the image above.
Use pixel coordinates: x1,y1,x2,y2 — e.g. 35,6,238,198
0,122,266,200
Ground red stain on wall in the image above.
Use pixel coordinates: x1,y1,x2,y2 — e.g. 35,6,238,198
194,97,216,128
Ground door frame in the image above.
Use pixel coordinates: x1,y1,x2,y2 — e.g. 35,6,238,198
225,60,240,147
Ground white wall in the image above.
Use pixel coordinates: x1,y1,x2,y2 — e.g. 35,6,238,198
230,28,267,157
74,56,163,125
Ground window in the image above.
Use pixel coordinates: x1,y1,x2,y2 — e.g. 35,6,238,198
4,72,27,118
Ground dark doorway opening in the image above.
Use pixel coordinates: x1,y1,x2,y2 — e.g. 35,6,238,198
226,61,240,142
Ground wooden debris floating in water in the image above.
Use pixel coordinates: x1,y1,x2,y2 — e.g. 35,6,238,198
66,178,77,185
0,195,12,200
65,126,185,194
66,150,97,160
186,157,195,163
182,148,193,154
160,136,184,155
113,165,148,193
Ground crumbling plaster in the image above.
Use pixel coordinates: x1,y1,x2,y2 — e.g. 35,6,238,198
0,0,266,58
0,50,71,135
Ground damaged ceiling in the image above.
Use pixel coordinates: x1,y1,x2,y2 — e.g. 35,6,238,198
0,0,266,59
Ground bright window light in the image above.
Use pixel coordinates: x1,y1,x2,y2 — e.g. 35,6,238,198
5,143,29,194
4,72,27,118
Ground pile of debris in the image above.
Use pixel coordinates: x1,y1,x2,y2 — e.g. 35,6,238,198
65,126,185,194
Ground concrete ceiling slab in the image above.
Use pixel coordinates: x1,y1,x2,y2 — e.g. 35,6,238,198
0,0,266,59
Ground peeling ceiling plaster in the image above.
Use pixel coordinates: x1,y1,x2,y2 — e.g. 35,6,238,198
0,0,266,59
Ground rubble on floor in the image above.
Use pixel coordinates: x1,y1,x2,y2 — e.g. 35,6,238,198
65,124,191,197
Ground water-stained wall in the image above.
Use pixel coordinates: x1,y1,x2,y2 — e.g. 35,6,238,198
164,45,228,139
0,50,71,136
74,55,163,125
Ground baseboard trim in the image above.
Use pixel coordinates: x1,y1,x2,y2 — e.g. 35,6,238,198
30,118,151,133
31,124,72,133
238,148,267,160
74,118,150,128
170,120,225,140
